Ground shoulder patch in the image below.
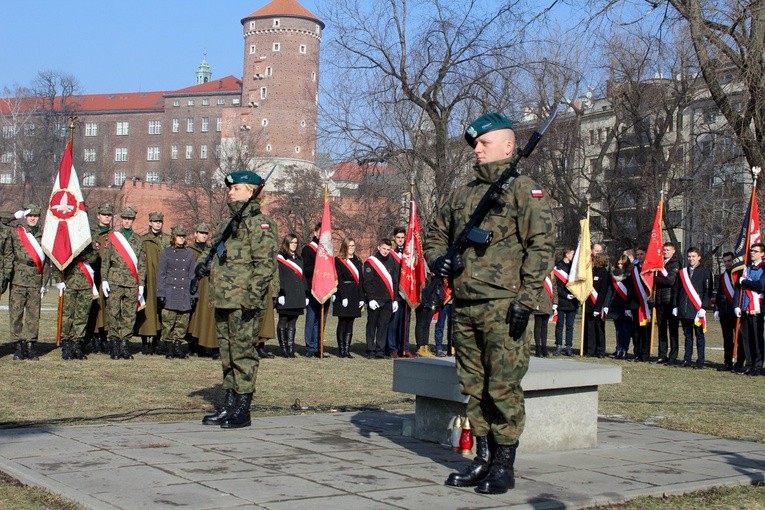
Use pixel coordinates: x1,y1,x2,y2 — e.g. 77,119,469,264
260,223,271,230
531,189,544,198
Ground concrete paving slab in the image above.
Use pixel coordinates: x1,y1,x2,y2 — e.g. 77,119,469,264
0,411,763,510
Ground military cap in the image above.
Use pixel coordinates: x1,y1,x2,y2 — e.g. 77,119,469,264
171,225,188,236
26,204,42,216
224,170,263,188
0,211,15,223
120,207,137,218
97,203,115,215
148,211,164,222
195,222,211,233
464,112,514,148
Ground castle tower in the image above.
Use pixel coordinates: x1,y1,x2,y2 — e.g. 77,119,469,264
237,0,323,172
196,51,212,84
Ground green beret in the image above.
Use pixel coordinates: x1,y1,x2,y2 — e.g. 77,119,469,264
171,225,188,236
120,207,137,218
149,211,164,222
195,222,211,233
464,112,514,147
97,203,114,215
224,170,263,188
26,204,42,216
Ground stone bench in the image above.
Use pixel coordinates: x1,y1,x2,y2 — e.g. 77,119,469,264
392,356,621,453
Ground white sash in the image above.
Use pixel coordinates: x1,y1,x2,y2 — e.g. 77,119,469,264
277,254,303,278
553,267,569,284
338,257,360,284
367,255,394,301
679,268,702,311
18,226,46,273
722,272,735,305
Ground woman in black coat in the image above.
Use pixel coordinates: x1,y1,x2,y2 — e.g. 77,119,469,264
333,237,364,358
275,234,307,357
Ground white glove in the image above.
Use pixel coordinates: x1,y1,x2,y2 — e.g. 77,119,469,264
359,300,365,308
698,308,706,318
305,298,309,306
342,298,348,307
625,310,632,318
392,301,399,313
734,307,742,318
552,304,558,311
593,311,599,317
138,285,144,297
714,311,720,321
566,294,574,300
331,295,336,303
102,281,110,297
40,286,47,297
277,296,285,305
672,307,678,316
602,307,609,317
369,300,380,310
14,209,30,220
55,282,66,291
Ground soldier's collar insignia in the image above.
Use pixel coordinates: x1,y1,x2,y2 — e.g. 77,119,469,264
531,189,544,198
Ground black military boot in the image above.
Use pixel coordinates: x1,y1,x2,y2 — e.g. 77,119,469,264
220,392,252,429
89,336,101,354
277,328,288,357
140,337,151,355
61,339,72,360
286,328,297,358
173,340,188,359
256,342,274,359
25,341,39,360
343,333,354,359
12,340,25,360
97,336,108,355
202,389,236,426
109,338,119,360
73,339,88,360
475,442,517,494
445,435,492,487
164,341,174,359
151,336,160,355
119,339,134,359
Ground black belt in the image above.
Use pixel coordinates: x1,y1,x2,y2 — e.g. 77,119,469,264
25,260,38,267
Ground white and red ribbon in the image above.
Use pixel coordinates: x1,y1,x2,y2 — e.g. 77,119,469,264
366,256,394,301
109,231,145,310
17,226,45,273
77,261,99,298
277,254,304,279
338,257,360,285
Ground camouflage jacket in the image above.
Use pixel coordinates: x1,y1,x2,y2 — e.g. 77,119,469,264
424,157,555,311
60,243,99,290
210,199,278,310
0,223,13,282
101,228,146,288
91,224,112,286
10,225,51,288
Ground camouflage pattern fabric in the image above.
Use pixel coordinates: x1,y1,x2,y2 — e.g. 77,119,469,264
9,285,41,341
91,225,112,333
0,223,13,284
161,309,190,343
10,226,50,288
106,285,139,341
216,307,262,394
100,229,145,288
61,287,95,341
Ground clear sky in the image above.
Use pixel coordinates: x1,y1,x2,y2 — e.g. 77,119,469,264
0,0,321,95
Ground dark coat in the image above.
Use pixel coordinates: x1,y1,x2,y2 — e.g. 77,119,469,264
714,270,736,317
653,255,681,305
301,237,319,288
673,265,712,320
585,265,612,314
333,255,364,318
553,259,579,311
276,252,307,316
606,270,631,319
363,251,400,304
157,245,196,312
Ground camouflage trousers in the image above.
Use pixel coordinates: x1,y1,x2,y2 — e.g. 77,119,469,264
453,297,531,445
215,307,263,394
9,285,41,341
61,288,95,340
161,309,190,343
106,285,139,340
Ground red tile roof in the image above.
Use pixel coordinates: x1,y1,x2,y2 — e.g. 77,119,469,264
169,76,242,95
243,0,324,28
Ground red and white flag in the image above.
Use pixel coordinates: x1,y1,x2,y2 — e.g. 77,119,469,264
311,194,337,304
641,198,664,292
399,196,426,308
41,139,92,271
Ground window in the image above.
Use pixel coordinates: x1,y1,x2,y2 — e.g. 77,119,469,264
266,144,272,152
250,21,255,29
114,171,126,186
265,66,273,77
201,117,209,132
187,118,194,132
299,44,307,54
0,173,12,184
148,120,161,134
84,148,96,162
24,124,35,136
171,145,179,159
232,98,240,105
250,44,257,54
300,120,306,127
23,149,33,162
215,144,221,158
272,42,280,52
273,19,280,27
260,87,267,100
294,146,301,154
82,174,96,187
187,99,195,106
116,121,129,136
147,146,160,161
2,126,14,138
115,148,128,161
216,117,222,132
185,145,193,159
262,118,268,126
172,118,180,133
0,152,13,163
311,71,316,82
84,123,98,137
200,145,208,159
146,171,160,182
173,99,180,107
202,98,209,106
589,130,595,145
217,98,225,105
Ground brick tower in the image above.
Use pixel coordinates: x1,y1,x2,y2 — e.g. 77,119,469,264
222,0,323,187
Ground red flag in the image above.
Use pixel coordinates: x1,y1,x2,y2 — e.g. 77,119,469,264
42,139,92,271
311,194,337,303
399,197,426,307
641,199,664,291
732,183,761,275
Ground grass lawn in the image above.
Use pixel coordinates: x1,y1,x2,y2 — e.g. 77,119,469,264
0,296,763,508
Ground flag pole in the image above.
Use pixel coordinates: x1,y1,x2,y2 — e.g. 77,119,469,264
56,117,77,347
733,166,760,364
403,177,415,356
319,186,328,359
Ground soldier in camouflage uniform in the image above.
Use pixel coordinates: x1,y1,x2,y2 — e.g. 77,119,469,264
135,211,168,355
202,171,277,429
57,242,99,360
101,207,146,360
425,113,555,494
0,210,16,297
89,203,114,354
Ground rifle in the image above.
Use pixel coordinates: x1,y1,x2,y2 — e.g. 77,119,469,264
190,166,275,295
425,108,558,302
